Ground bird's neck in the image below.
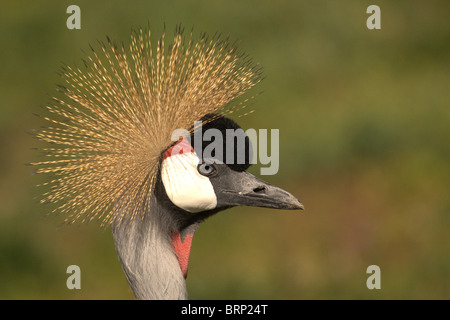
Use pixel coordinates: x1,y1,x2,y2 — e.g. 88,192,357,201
112,206,190,300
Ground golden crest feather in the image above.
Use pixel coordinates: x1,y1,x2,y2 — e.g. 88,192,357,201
32,26,262,225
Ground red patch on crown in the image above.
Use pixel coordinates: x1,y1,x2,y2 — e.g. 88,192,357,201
163,137,194,160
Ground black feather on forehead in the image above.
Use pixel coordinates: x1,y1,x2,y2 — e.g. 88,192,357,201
190,114,253,172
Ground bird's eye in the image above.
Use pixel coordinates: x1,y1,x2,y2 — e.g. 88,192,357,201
197,163,216,177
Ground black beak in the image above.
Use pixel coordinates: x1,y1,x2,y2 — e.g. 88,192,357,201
215,171,304,210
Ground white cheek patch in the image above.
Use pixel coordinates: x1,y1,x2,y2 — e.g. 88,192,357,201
161,143,217,213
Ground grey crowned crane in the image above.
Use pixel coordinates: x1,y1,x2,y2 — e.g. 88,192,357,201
33,26,303,299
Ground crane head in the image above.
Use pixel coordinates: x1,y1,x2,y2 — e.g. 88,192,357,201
158,115,303,278
33,26,303,294
160,115,303,217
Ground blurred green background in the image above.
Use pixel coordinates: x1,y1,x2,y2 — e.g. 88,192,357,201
0,0,448,299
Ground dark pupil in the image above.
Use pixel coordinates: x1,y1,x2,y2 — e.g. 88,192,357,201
204,165,210,171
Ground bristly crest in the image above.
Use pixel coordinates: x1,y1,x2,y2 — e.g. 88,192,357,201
31,26,262,226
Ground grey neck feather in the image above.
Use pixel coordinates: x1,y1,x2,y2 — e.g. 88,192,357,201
111,198,188,300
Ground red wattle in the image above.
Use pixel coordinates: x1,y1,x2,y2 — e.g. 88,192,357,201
172,232,194,278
